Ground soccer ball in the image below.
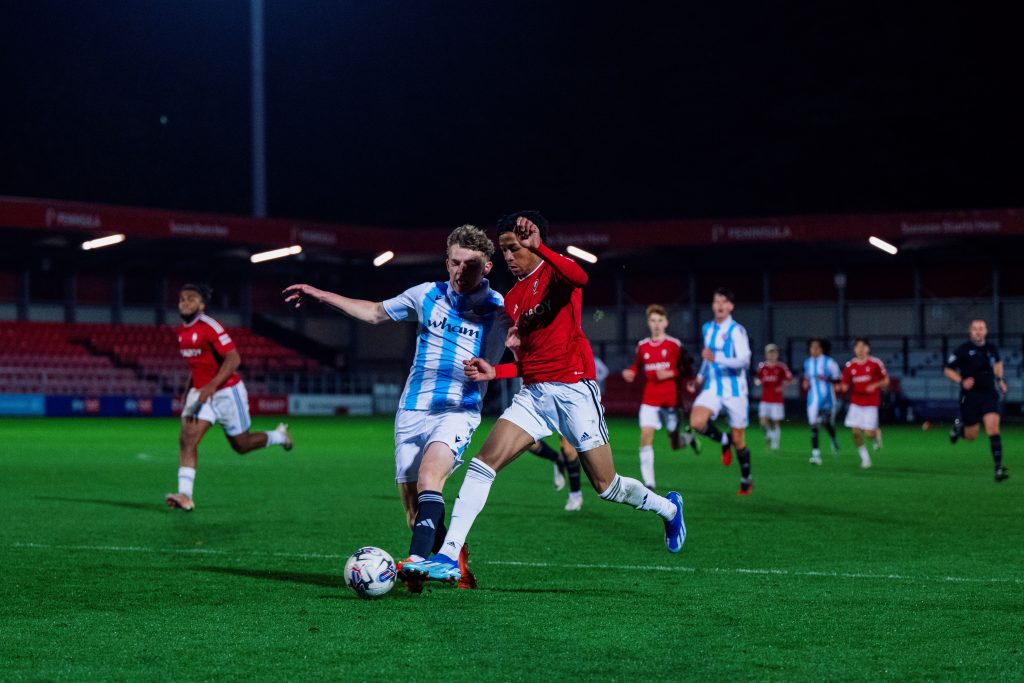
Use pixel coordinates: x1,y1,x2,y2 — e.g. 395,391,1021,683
343,546,397,599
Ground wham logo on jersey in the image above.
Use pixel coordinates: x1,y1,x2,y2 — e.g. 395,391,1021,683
382,280,511,412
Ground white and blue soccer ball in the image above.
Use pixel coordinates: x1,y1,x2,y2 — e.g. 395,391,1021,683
343,546,397,599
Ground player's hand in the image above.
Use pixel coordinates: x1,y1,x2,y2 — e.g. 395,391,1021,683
998,378,1008,394
801,378,809,392
196,385,216,404
655,369,675,381
282,283,322,308
686,380,697,393
622,368,636,382
505,326,521,352
701,348,715,362
514,216,543,251
463,357,496,381
961,377,975,390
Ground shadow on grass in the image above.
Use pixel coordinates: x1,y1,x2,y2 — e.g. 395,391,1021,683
194,565,346,588
35,495,161,512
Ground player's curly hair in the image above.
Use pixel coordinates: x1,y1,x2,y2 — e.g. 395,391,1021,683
447,224,495,260
646,304,667,318
180,283,213,303
496,210,549,243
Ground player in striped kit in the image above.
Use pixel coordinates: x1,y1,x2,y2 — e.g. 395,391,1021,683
622,304,698,491
283,225,511,591
689,288,754,495
802,338,842,465
403,212,686,585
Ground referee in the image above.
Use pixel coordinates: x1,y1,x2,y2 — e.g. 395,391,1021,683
944,319,1009,482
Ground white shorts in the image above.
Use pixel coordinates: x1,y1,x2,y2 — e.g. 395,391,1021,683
807,401,836,426
694,390,749,429
844,404,879,431
184,382,251,437
758,402,785,421
500,380,608,453
639,404,679,431
393,408,480,484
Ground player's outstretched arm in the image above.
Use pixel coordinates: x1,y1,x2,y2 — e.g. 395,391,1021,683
283,284,389,324
942,367,962,385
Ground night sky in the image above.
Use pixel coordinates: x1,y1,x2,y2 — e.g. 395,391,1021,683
1,1,1019,227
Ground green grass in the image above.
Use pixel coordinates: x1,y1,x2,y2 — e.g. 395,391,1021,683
1,416,1021,682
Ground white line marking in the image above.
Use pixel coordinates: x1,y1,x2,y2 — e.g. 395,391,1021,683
11,542,1022,585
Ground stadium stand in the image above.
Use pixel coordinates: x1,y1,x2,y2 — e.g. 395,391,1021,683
0,321,318,397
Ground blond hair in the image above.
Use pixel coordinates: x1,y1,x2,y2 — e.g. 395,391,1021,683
447,224,495,260
646,304,667,319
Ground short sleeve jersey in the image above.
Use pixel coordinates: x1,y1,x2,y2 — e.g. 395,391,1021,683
946,341,1001,397
629,336,683,408
841,356,888,407
177,314,241,391
383,279,510,412
756,362,792,404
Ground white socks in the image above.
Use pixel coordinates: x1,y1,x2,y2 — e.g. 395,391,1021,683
265,429,286,446
178,466,196,498
639,446,655,488
437,458,496,560
858,445,871,467
599,474,676,521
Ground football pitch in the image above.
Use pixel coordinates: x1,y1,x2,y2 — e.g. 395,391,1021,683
2,417,1021,681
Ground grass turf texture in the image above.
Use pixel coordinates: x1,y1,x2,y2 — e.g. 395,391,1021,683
1,417,1021,682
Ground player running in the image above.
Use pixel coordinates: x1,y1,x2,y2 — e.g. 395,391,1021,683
622,304,699,491
403,212,686,584
166,284,292,511
945,319,1009,482
689,288,754,495
838,338,889,469
802,338,841,465
755,343,793,451
283,225,511,590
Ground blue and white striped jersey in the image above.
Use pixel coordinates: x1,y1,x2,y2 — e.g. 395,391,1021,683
697,315,751,398
383,279,510,412
803,355,841,408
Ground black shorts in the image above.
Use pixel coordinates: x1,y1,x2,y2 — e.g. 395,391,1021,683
960,391,1000,426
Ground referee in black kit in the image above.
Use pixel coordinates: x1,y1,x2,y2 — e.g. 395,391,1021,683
944,319,1009,482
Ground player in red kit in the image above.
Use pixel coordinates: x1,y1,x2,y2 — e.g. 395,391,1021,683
838,338,889,469
165,284,293,511
622,304,698,490
403,212,686,583
755,343,793,451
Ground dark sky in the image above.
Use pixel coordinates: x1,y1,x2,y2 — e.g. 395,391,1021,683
1,1,1019,227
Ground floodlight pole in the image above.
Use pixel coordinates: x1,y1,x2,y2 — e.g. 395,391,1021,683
251,0,267,218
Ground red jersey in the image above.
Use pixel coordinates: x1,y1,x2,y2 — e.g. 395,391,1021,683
756,361,792,404
841,356,887,407
497,243,595,385
177,314,241,391
628,336,683,408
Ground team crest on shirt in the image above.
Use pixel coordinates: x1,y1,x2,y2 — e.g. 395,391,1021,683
532,279,539,293
192,332,198,343
662,349,667,357
644,353,650,359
